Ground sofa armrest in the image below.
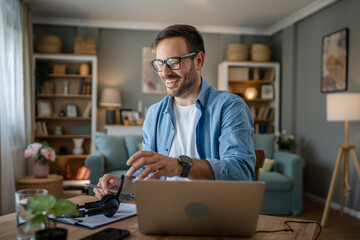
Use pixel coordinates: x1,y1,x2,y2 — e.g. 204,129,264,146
273,151,305,215
85,151,105,195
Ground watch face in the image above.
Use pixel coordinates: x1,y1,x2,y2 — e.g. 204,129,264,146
179,155,193,165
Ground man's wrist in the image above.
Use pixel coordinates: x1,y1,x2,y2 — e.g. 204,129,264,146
178,155,193,178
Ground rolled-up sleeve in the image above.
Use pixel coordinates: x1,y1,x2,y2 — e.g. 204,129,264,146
207,96,255,180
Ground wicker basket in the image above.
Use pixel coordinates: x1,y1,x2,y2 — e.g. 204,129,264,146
37,35,62,53
251,44,271,62
53,64,66,74
226,44,248,61
74,37,96,55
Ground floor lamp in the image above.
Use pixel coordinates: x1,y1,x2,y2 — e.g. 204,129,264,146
321,93,360,226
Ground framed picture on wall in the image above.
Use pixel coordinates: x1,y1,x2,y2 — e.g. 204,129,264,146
141,47,166,94
321,28,348,93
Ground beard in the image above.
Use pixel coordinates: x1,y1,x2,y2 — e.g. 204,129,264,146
161,63,198,98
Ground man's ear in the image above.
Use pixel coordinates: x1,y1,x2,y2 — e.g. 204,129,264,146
195,51,205,71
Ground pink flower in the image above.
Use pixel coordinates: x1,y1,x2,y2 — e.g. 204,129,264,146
24,142,56,164
41,148,52,161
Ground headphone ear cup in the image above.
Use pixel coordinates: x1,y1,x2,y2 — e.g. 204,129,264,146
100,194,117,205
103,198,120,217
100,194,120,217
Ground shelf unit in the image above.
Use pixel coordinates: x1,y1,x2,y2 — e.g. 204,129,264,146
33,53,97,181
218,61,280,134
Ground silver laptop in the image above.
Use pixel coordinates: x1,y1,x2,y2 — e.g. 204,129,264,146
133,180,265,237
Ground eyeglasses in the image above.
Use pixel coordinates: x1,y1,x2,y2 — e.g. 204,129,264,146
150,52,197,72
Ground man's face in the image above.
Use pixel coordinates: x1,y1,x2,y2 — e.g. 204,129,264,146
155,37,198,98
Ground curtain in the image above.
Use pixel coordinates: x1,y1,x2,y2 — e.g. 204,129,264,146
0,0,27,215
22,0,34,174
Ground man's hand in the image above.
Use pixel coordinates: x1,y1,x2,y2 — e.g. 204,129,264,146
126,151,181,179
94,174,135,198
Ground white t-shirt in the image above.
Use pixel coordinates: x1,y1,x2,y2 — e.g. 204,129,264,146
167,102,199,181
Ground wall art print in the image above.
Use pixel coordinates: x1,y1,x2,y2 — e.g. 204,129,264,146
142,47,166,94
321,28,348,93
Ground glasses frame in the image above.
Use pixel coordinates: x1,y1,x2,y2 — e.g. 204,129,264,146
150,52,197,72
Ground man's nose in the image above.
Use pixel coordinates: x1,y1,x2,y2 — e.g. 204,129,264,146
161,64,172,76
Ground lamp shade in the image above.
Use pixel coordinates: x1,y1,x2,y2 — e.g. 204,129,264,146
99,88,121,108
327,93,360,121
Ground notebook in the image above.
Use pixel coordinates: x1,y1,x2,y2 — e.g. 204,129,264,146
134,180,265,237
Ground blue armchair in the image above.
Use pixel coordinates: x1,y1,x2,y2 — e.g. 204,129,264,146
253,134,305,215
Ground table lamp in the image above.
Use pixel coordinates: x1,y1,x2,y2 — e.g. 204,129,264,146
244,87,258,100
99,88,121,124
321,93,360,226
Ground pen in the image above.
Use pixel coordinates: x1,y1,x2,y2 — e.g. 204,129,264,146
84,183,118,194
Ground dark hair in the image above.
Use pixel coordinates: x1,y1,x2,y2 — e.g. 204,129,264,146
152,24,205,55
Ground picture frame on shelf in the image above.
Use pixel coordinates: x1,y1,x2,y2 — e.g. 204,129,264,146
66,104,78,117
321,28,348,93
128,111,140,125
37,100,53,116
120,109,131,124
261,85,274,99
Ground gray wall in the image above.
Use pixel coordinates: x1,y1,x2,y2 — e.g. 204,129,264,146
278,0,360,211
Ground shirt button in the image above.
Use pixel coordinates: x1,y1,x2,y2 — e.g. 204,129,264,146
165,149,168,152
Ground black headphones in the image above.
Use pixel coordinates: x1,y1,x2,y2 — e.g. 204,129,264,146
78,175,124,218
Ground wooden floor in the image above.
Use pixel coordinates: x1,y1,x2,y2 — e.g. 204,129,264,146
282,197,360,240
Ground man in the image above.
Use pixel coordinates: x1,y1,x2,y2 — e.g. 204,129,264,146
94,24,255,198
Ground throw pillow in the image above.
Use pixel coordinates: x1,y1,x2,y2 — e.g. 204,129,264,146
260,158,275,172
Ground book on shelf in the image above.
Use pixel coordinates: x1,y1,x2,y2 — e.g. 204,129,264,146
35,121,48,136
77,79,84,94
263,69,275,81
82,101,92,117
77,79,92,95
75,166,90,180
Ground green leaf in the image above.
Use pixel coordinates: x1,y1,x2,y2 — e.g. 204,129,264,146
23,215,47,233
27,195,56,214
52,199,80,217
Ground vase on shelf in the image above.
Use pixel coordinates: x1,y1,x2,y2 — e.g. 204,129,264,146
33,160,49,178
72,138,84,155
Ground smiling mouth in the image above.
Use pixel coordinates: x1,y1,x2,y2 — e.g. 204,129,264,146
165,79,179,84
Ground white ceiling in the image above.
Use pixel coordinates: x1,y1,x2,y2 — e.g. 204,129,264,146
28,0,338,35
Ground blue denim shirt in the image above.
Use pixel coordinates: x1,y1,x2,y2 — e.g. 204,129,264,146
140,79,255,180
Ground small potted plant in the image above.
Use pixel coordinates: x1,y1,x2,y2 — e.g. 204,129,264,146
23,194,80,240
24,142,56,178
276,129,298,152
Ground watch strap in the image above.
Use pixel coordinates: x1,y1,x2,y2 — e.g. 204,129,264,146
180,164,191,178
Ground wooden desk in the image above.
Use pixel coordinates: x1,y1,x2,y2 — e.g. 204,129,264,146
0,195,317,240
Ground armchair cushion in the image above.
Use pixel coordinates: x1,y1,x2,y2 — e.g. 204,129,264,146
95,132,129,172
259,172,292,191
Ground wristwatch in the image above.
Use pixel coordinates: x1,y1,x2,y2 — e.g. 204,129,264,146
178,155,193,178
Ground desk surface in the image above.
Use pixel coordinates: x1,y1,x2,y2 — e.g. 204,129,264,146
0,195,317,240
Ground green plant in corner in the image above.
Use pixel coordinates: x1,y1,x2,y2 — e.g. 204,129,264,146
276,129,298,152
23,194,79,236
